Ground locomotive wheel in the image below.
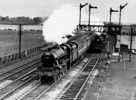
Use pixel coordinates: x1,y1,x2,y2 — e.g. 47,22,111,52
58,74,60,79
59,72,63,78
60,73,63,78
62,71,64,76
62,68,65,75
57,75,60,80
60,70,63,76
65,67,67,73
53,75,58,82
64,67,67,73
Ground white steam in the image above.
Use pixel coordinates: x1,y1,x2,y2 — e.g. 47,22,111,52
43,4,79,44
43,4,103,44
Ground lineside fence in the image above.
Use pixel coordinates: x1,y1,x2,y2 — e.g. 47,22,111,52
0,23,43,64
0,45,42,64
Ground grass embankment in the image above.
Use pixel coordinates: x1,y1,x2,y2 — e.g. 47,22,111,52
0,30,45,56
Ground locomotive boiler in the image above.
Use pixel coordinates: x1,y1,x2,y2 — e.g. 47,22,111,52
37,31,103,83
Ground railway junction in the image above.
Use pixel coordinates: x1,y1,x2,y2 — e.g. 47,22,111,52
0,23,135,100
0,2,136,100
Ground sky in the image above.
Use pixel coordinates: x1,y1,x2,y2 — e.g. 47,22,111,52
0,0,135,24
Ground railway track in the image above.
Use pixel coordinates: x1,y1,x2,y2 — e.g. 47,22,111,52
0,43,62,99
5,54,89,100
0,74,35,100
56,57,99,100
0,54,41,74
17,79,58,100
0,58,40,82
0,58,41,100
0,60,40,94
2,54,101,100
4,70,63,100
0,67,39,100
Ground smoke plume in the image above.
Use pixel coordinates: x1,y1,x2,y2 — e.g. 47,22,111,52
43,4,79,44
43,4,102,44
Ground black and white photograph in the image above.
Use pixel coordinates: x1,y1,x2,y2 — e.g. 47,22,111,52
0,0,135,100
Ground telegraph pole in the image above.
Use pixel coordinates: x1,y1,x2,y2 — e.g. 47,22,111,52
18,24,22,58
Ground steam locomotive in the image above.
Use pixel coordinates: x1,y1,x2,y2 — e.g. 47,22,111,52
37,30,104,83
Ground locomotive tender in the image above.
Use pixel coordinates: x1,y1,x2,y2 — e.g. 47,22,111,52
37,30,103,82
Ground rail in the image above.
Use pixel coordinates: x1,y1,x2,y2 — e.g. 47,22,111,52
57,58,99,100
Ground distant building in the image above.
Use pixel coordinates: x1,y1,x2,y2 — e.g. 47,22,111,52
116,25,136,50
